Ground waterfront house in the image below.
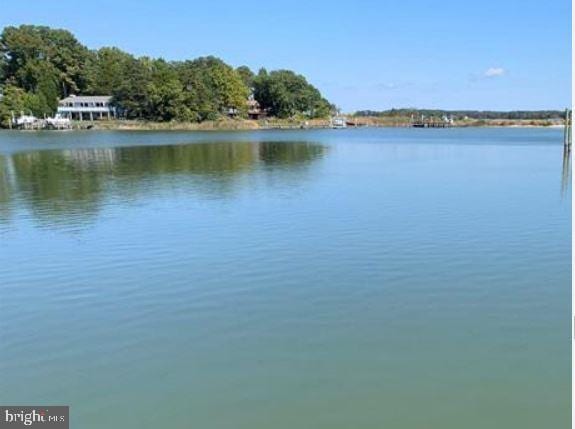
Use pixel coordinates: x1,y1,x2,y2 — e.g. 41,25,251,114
225,97,266,120
247,97,264,120
57,95,116,121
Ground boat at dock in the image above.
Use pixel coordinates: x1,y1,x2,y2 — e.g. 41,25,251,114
331,117,347,129
11,113,72,130
411,114,454,128
45,114,72,130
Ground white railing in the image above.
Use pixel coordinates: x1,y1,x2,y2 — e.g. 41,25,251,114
57,106,114,113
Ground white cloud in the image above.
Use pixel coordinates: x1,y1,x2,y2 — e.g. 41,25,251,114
484,67,506,78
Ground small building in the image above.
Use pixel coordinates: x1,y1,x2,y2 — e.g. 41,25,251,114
225,97,266,120
247,97,264,120
57,95,116,121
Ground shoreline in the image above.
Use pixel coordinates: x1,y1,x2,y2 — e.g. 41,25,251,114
3,118,565,132
69,118,568,131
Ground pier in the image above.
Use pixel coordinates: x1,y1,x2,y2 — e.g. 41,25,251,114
411,122,452,128
411,114,453,128
10,115,72,130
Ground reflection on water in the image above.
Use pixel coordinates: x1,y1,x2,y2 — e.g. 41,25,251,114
0,141,326,225
0,128,570,429
561,145,571,197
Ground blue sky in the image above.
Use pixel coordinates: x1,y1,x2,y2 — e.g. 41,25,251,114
1,0,571,111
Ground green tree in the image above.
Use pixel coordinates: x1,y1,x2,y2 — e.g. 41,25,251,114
0,25,333,126
236,66,255,89
253,69,331,118
0,84,44,126
112,58,190,121
144,59,189,121
85,47,135,95
176,57,249,121
112,57,153,119
0,25,91,103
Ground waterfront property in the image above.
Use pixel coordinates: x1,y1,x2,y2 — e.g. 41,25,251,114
226,97,266,120
57,95,116,121
10,112,71,130
248,97,265,120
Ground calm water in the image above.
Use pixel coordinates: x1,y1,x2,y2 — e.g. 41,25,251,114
0,128,570,428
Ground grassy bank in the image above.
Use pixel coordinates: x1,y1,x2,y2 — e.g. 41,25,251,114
91,118,260,131
71,116,565,131
348,116,564,127
79,118,332,131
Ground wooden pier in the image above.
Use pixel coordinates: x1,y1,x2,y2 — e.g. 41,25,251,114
411,114,453,128
10,112,73,130
412,122,452,128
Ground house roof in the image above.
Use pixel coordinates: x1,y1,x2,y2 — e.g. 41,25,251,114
59,95,113,103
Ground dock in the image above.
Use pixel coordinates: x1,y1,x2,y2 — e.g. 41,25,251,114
411,114,453,128
411,122,452,128
10,113,73,130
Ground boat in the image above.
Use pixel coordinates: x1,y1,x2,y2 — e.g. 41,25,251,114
331,117,347,129
45,114,72,130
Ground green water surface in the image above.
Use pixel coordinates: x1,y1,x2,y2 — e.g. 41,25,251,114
0,128,570,428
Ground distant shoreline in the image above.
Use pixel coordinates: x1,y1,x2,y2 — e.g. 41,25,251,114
84,118,565,131
2,118,565,132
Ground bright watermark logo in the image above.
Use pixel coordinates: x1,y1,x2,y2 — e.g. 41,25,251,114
0,407,68,428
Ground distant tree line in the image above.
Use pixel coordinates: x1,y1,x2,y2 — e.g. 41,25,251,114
354,109,565,120
0,25,333,126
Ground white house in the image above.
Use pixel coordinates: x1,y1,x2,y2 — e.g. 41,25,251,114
57,95,116,121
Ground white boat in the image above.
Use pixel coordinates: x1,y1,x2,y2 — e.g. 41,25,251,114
331,117,347,129
45,114,72,129
14,115,38,127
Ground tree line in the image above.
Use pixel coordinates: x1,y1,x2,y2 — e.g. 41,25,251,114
0,25,333,126
354,108,565,120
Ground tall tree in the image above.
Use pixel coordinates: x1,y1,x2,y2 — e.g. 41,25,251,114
0,84,44,126
144,59,189,121
112,56,154,119
85,47,134,95
176,57,249,121
253,69,331,118
111,58,190,121
0,25,91,102
236,66,255,90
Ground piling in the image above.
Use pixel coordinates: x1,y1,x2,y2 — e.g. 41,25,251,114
564,109,572,147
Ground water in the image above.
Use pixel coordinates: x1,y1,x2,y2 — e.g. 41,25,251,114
0,128,570,428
